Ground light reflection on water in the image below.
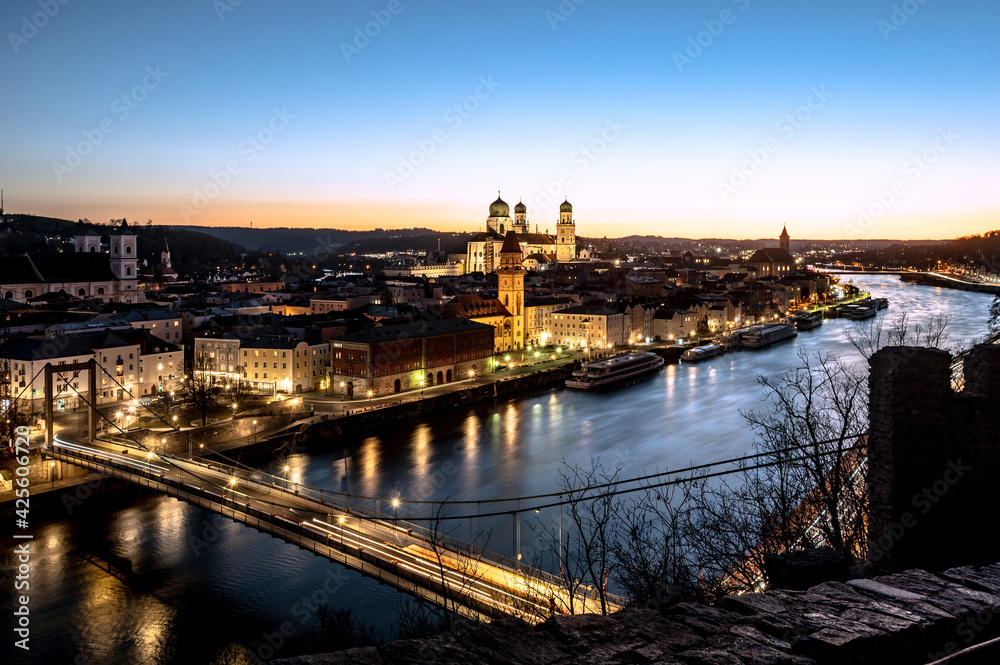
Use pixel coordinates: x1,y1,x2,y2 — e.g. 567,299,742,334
8,276,993,665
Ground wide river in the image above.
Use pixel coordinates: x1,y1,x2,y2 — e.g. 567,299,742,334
5,275,995,665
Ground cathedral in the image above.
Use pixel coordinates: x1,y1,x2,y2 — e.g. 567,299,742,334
1,220,140,303
465,193,577,273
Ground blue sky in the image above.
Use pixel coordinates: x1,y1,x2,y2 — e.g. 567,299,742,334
1,0,998,238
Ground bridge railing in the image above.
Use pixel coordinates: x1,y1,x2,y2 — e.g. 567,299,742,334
47,446,500,621
164,452,624,610
55,444,625,612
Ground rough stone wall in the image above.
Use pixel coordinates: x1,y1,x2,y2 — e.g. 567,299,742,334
273,563,1000,665
868,345,1000,572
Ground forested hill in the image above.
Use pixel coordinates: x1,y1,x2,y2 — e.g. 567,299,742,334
170,225,471,255
1,214,257,273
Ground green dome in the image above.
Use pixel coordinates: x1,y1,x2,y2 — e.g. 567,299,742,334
514,200,526,214
489,195,510,218
560,199,573,213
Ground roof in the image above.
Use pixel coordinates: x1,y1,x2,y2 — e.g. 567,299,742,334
0,330,135,361
240,335,304,350
0,256,41,284
517,232,556,245
113,220,136,236
444,294,511,318
334,318,493,344
499,231,522,255
556,305,620,317
116,328,181,354
748,248,794,264
27,252,118,282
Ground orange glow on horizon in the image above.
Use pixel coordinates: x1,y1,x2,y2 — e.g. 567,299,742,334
18,198,1000,241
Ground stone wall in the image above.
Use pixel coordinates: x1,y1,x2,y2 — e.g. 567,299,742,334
868,345,1000,572
274,563,1000,665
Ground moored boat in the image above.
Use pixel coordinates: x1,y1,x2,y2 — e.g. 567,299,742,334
681,344,726,362
791,311,823,331
741,323,798,348
565,351,666,390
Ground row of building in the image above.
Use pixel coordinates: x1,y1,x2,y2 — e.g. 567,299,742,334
2,204,833,407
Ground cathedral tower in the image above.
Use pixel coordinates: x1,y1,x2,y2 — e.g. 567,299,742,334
513,200,528,234
779,225,790,252
556,198,576,262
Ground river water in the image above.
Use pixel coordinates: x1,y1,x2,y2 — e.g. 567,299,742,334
4,276,994,665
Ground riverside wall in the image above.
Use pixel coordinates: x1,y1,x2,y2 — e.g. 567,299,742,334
292,366,574,446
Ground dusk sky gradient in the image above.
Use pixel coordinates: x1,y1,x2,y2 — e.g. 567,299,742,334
2,0,998,239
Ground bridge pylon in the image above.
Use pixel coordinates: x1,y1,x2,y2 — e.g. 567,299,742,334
43,359,98,449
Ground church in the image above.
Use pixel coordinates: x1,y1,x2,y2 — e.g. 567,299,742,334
0,220,140,303
465,193,577,273
747,225,795,278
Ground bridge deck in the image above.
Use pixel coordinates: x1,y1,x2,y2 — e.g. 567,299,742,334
49,438,623,622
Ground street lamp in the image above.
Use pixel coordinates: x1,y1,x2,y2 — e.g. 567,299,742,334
367,389,373,408
338,514,346,548
392,498,400,545
252,419,258,444
49,460,55,489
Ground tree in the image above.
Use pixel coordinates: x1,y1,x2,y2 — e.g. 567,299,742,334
611,481,701,609
227,374,254,410
183,355,223,426
845,311,950,359
426,501,492,625
687,349,869,596
532,460,620,615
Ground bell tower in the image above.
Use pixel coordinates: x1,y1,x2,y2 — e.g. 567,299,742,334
109,219,138,302
779,225,790,252
556,198,576,262
497,231,525,351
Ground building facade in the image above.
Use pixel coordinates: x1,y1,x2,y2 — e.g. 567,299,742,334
328,319,494,398
466,194,577,273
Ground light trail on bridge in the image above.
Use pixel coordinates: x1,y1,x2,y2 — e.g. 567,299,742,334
49,437,622,622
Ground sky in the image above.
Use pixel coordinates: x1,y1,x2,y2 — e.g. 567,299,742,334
1,0,998,240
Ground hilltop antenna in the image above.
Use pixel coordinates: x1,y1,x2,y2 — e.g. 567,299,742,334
1,189,4,217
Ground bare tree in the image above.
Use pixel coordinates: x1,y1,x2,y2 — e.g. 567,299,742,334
555,460,619,615
687,349,869,596
611,481,702,609
845,311,951,359
427,502,492,625
741,349,868,555
227,374,255,410
184,355,223,426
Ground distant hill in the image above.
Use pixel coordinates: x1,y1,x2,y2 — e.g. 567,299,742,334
169,225,471,255
2,214,257,274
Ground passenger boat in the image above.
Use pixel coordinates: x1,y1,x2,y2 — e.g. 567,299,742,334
741,323,798,349
871,297,889,310
681,344,726,362
791,311,823,331
845,304,877,320
565,351,665,390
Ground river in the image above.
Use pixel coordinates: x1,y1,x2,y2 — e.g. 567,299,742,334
4,275,994,665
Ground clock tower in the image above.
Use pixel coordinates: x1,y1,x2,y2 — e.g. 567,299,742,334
497,230,525,351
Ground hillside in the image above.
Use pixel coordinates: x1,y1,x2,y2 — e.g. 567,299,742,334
169,225,470,256
2,214,258,274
